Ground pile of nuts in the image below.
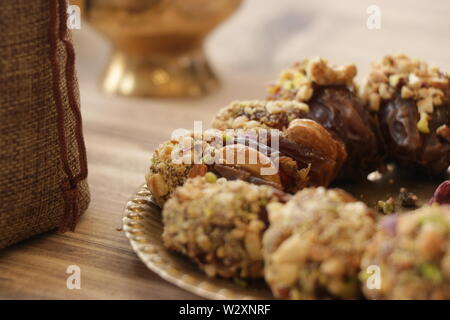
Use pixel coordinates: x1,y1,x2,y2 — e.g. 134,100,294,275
362,54,449,134
267,58,357,102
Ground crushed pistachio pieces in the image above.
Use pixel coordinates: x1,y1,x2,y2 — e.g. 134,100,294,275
233,277,248,287
377,197,395,214
362,54,449,134
417,112,431,134
419,262,443,284
204,172,217,183
418,214,449,229
268,58,357,101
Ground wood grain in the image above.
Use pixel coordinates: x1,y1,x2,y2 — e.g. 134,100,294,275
1,0,449,299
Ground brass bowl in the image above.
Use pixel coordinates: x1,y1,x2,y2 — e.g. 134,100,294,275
76,0,242,97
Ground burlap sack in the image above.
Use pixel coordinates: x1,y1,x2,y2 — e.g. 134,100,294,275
0,0,90,248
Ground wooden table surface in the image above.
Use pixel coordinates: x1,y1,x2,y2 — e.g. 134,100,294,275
1,0,450,299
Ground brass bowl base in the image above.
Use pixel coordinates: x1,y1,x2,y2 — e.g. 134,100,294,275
102,47,219,98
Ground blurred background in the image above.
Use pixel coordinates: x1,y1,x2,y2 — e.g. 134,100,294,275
75,0,450,94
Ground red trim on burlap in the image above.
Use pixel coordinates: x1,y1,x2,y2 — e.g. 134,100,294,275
48,0,89,232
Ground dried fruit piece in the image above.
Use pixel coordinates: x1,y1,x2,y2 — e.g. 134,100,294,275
286,119,346,168
430,180,450,205
399,187,418,208
162,177,289,279
284,119,347,186
363,54,450,174
215,144,282,188
187,164,208,178
213,102,350,189
263,187,376,300
362,206,450,299
213,164,250,181
265,58,382,180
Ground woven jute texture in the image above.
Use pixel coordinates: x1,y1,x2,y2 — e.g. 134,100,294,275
0,0,90,248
